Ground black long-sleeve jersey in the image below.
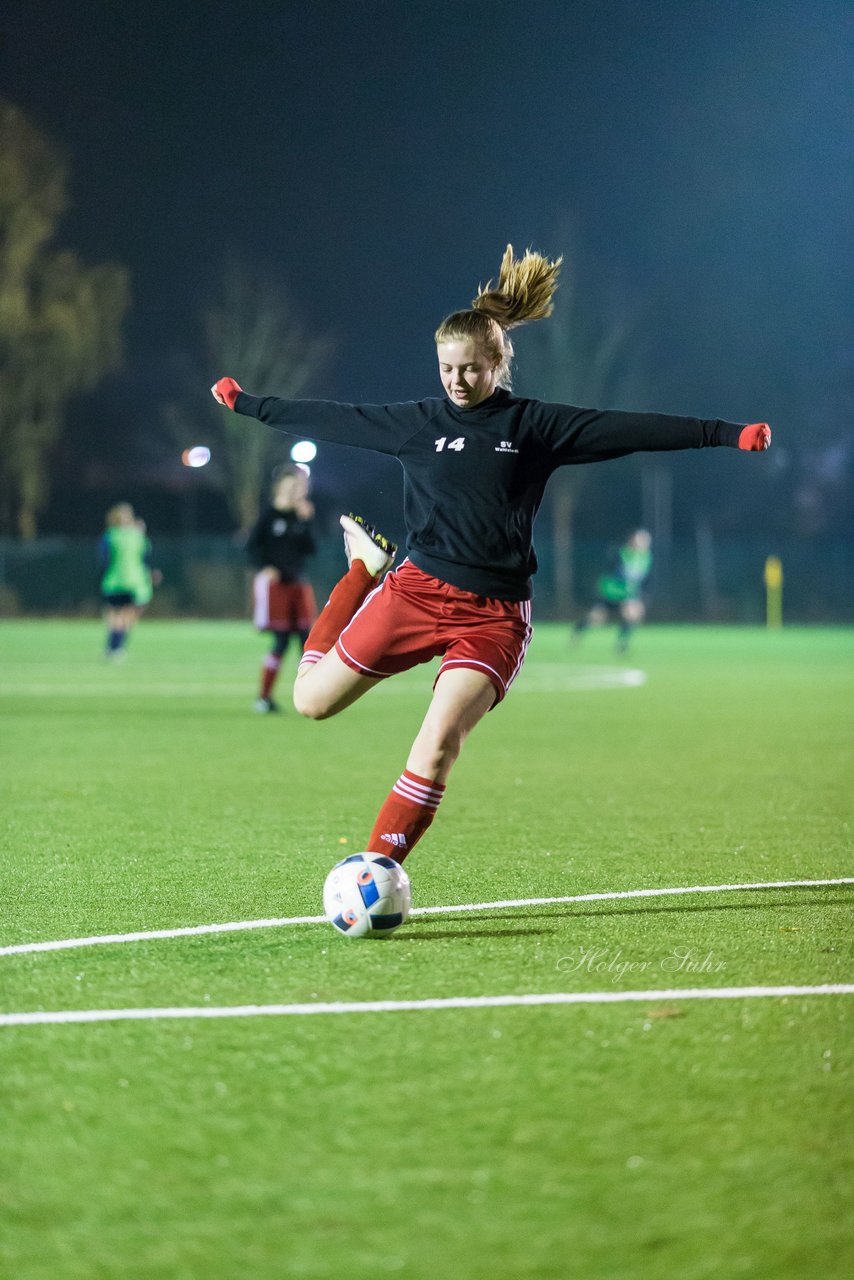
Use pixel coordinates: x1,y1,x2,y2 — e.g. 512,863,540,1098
246,506,317,581
235,387,744,601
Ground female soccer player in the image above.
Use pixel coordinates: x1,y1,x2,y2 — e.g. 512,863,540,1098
212,245,771,863
247,463,318,713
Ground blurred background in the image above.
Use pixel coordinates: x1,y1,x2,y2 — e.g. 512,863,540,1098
0,0,850,622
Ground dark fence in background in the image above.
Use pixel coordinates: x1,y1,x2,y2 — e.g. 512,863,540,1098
0,535,850,623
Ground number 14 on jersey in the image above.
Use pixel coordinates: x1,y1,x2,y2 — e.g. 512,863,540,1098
435,437,466,452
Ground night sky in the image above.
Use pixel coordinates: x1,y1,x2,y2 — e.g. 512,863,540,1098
2,0,851,536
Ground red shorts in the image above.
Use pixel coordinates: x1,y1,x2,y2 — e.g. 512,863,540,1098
335,561,532,705
253,575,317,632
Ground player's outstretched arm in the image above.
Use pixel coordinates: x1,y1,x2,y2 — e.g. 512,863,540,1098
542,404,772,463
210,376,427,457
211,377,242,409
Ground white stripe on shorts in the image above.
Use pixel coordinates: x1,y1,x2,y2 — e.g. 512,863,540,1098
335,575,394,677
253,575,270,630
437,658,507,694
505,598,533,691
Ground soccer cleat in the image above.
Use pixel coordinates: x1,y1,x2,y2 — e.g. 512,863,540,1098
340,514,397,577
254,696,281,714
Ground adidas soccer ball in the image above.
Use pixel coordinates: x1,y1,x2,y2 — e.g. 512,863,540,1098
323,852,412,938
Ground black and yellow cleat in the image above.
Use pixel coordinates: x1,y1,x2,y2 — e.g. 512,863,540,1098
340,514,397,576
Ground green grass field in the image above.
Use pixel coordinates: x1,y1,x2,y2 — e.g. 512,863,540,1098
1,620,852,1280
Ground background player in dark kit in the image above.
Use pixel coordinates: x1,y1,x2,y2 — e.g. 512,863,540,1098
213,245,771,863
247,463,318,713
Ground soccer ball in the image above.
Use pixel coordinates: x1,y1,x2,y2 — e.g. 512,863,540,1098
323,852,412,938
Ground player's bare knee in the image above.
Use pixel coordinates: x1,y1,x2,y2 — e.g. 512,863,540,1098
292,680,334,720
416,723,464,775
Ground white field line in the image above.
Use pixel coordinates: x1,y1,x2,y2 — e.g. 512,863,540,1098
0,667,646,698
0,683,257,696
2,985,852,1028
0,914,324,956
1,878,851,958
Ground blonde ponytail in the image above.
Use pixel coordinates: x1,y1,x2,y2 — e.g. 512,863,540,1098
472,244,562,329
435,244,561,388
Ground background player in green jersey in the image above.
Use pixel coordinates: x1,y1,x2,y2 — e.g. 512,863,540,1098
98,503,157,659
572,529,652,654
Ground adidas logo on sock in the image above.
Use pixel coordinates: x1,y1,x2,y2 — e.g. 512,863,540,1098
380,832,408,849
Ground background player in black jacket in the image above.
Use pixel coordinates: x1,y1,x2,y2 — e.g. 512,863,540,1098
213,245,771,865
246,464,317,713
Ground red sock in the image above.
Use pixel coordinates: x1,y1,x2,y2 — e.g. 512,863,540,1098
365,770,446,864
299,562,376,670
260,653,281,699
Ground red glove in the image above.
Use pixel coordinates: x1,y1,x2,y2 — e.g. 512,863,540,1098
738,422,771,451
211,377,242,410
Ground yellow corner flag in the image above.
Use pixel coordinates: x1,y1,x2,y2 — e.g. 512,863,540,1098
764,556,783,628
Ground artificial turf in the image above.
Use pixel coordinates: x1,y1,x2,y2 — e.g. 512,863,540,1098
0,620,851,1279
